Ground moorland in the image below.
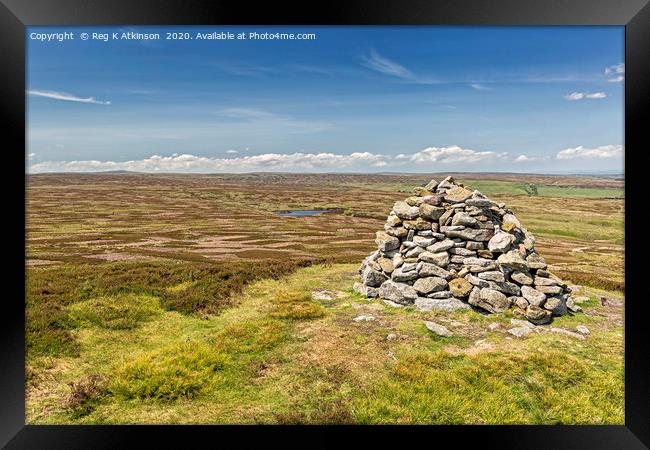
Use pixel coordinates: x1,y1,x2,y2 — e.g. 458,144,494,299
26,172,624,424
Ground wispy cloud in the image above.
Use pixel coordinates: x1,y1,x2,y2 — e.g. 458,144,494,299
556,144,623,160
226,149,239,154
514,154,550,163
604,63,624,82
564,91,607,101
469,83,491,91
361,49,438,84
27,90,111,105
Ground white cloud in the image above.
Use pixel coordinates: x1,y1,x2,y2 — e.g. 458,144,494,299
408,145,509,164
514,154,549,163
604,63,624,76
29,151,391,174
27,90,111,105
604,63,624,82
470,83,491,91
564,91,606,101
27,152,36,161
226,149,239,154
556,144,623,160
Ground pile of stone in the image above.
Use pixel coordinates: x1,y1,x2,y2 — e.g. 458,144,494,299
354,176,582,324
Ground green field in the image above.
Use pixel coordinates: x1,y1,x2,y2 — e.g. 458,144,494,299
26,173,625,424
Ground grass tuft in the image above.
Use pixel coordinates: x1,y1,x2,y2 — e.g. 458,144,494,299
111,342,227,402
68,293,161,330
269,289,326,320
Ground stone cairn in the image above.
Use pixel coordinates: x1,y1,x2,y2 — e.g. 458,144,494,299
354,176,582,324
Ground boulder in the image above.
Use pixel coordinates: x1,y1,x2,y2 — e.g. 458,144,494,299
378,280,418,305
413,276,448,294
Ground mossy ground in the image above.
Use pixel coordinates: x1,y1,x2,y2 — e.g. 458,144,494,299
26,264,623,424
26,173,624,424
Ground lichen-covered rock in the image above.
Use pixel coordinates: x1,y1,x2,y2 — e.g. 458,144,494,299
449,277,473,297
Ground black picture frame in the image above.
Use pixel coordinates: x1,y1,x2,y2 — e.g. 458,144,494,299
2,0,648,448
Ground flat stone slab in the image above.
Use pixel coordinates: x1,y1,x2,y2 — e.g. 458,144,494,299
424,321,453,337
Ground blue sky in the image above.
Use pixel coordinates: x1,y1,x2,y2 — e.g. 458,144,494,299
27,26,624,173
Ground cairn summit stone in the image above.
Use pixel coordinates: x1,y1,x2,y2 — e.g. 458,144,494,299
355,178,574,323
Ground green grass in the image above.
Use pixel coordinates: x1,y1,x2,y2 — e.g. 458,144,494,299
68,294,161,330
353,333,623,424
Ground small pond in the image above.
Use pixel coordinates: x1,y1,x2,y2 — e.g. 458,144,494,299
275,209,338,217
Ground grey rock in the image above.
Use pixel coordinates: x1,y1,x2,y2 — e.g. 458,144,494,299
521,285,547,306
465,241,484,250
419,204,446,220
550,327,586,340
444,185,474,203
391,267,419,282
465,198,495,207
524,305,552,325
361,265,387,287
393,201,420,220
576,325,590,335
418,251,450,266
566,297,583,313
378,280,418,304
415,297,469,312
438,208,455,226
375,231,400,252
405,246,425,259
352,315,375,322
508,326,533,338
427,239,455,253
424,179,439,191
475,288,512,314
413,235,435,247
413,276,448,294
445,228,494,242
451,213,479,227
486,281,521,296
417,262,452,279
526,253,547,270
487,232,514,253
424,321,453,337
386,333,398,341
534,276,559,286
497,250,529,271
465,273,490,288
543,296,567,316
512,296,529,310
535,285,563,295
511,318,535,328
478,271,506,282
353,282,379,298
511,270,533,285
426,290,453,299
401,262,418,272
449,247,476,256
